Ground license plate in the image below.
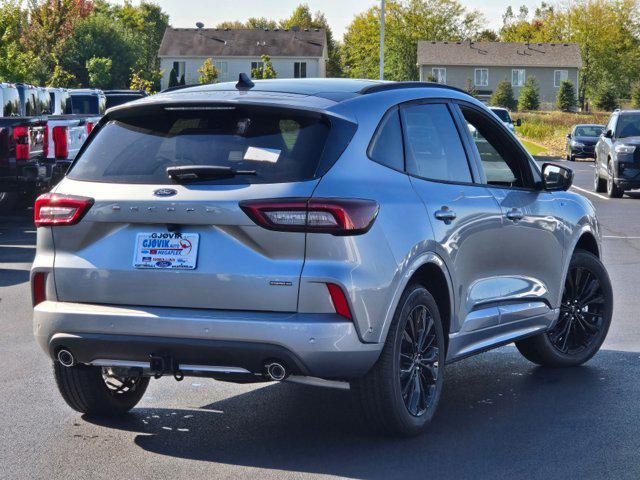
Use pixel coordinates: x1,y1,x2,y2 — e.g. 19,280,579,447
133,232,199,270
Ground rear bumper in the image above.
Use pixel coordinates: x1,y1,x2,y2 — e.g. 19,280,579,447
34,301,382,379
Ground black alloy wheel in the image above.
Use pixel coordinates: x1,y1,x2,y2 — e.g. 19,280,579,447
399,304,440,417
548,266,605,355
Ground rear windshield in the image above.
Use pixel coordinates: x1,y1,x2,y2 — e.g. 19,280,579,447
491,109,512,123
105,94,144,109
71,95,104,115
68,106,331,184
2,87,21,117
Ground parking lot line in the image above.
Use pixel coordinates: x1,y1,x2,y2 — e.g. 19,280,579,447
603,235,640,239
571,185,609,200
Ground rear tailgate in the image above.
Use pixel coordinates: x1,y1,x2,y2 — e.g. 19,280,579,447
50,101,353,312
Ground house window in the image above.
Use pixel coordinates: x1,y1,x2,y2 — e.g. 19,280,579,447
294,62,307,78
511,69,525,87
474,68,488,87
214,61,228,81
554,69,568,87
432,67,446,84
172,61,186,78
251,61,264,78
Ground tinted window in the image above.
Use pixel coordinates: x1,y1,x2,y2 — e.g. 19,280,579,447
615,115,640,138
368,109,404,170
574,125,604,137
105,94,144,109
491,109,512,123
2,87,21,117
461,107,528,188
68,107,331,185
71,95,99,114
400,103,472,183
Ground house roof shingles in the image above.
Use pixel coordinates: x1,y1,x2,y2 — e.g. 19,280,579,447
417,41,582,68
158,27,327,58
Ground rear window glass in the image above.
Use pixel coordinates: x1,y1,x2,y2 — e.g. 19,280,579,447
71,95,100,114
68,107,331,184
2,87,21,117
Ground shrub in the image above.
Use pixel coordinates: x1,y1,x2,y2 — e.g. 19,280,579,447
465,77,478,98
251,54,277,79
490,80,517,111
593,83,618,111
518,75,540,111
556,80,577,112
168,68,178,87
86,57,112,89
198,58,219,84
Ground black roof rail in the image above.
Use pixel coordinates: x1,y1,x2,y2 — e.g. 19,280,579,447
359,81,468,96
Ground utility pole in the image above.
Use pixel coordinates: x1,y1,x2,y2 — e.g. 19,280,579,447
380,0,385,80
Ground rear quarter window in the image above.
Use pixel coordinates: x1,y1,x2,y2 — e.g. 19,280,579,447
68,106,333,185
368,109,404,171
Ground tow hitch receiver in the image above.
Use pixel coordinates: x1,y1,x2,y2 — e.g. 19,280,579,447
149,355,184,380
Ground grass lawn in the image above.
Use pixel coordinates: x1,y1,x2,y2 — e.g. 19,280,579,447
515,110,610,157
518,138,548,157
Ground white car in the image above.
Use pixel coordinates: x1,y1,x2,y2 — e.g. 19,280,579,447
490,107,520,134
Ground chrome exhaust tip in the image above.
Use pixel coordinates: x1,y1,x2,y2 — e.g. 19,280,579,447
57,349,75,367
265,362,287,381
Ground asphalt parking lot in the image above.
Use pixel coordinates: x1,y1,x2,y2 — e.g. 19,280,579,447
2,159,640,480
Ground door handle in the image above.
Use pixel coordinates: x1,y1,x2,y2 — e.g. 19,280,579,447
434,206,457,223
506,208,524,221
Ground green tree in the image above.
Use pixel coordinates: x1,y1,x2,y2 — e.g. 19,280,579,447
251,55,277,79
49,64,77,88
130,70,157,93
593,82,618,111
491,80,517,110
179,74,185,86
342,0,483,80
0,1,41,83
631,83,640,109
518,75,540,110
198,58,219,84
556,80,577,112
86,56,112,88
168,68,179,87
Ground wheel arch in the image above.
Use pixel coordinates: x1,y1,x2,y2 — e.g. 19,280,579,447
377,253,454,352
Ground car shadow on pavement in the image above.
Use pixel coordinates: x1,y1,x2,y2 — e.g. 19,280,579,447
83,348,640,479
0,268,30,287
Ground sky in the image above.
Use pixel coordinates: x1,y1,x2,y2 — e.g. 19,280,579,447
112,0,542,38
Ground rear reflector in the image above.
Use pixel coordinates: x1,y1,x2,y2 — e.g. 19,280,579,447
34,193,94,227
53,126,69,159
13,126,30,160
32,272,47,306
327,283,352,319
240,198,379,235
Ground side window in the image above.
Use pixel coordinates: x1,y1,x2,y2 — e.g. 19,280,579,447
400,103,472,183
368,109,404,171
460,106,529,188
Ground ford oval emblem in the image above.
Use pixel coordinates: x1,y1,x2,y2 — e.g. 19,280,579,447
154,188,177,197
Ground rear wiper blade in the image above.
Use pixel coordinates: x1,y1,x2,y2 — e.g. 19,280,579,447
167,165,256,182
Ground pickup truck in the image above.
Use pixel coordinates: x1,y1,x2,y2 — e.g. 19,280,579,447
44,87,93,183
104,89,148,109
0,83,48,213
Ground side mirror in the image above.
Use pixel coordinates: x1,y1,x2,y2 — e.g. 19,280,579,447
515,119,522,127
604,129,614,139
542,163,573,191
566,133,572,139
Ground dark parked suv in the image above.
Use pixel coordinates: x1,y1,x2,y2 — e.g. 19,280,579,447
595,110,640,197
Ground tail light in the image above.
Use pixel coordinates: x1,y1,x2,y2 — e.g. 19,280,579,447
34,193,94,227
53,126,69,159
13,126,30,160
32,272,47,306
240,198,379,235
43,125,49,157
86,122,94,134
327,283,353,319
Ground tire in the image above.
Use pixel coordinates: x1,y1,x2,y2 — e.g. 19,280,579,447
593,166,606,193
54,362,150,416
606,161,624,198
352,284,445,437
516,250,613,367
0,191,18,214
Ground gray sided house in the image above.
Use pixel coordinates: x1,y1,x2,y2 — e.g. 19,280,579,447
418,41,582,107
158,27,328,89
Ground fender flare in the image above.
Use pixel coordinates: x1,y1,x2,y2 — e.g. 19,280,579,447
375,251,455,344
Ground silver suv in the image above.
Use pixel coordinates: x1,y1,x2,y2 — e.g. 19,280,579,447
32,78,613,436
